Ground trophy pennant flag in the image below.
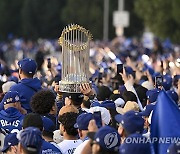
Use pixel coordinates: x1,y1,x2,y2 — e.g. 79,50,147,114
58,24,93,93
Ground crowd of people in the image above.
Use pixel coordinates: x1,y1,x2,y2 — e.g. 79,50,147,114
0,35,180,154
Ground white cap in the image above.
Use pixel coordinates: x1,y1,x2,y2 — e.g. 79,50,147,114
141,81,154,90
2,81,16,93
114,98,125,108
89,106,111,125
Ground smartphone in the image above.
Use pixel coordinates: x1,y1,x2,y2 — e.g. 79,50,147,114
93,111,102,128
117,64,123,74
155,76,163,87
47,58,51,69
98,73,103,81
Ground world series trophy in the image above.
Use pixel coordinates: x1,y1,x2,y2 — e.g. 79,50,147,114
58,24,93,93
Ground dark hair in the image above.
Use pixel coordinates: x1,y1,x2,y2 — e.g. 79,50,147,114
122,91,137,103
82,99,91,109
135,86,148,108
58,112,78,136
42,131,53,139
30,90,56,114
97,86,112,101
21,69,34,78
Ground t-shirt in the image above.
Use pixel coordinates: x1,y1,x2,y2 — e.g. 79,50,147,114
73,140,89,154
57,139,83,154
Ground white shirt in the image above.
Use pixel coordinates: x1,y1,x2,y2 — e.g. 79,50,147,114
74,140,89,154
57,139,83,154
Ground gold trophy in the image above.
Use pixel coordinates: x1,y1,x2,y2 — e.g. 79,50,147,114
58,24,93,93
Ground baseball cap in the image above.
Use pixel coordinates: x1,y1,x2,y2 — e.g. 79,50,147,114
1,133,18,152
116,101,139,114
22,113,43,131
2,81,17,93
115,110,144,134
163,74,172,90
17,127,43,153
138,104,155,117
18,58,37,75
146,89,161,103
87,126,120,152
59,105,79,116
125,66,134,75
166,90,179,103
167,142,180,154
1,91,20,105
120,133,151,154
42,116,55,133
101,100,116,109
74,113,93,130
114,98,125,108
63,93,84,103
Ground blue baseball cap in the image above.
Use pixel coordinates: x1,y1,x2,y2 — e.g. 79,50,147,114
101,100,116,109
18,58,37,75
125,66,134,75
139,104,155,117
1,133,19,152
18,127,43,153
42,116,55,133
163,74,172,90
1,91,20,105
119,133,151,154
146,88,161,103
166,90,179,103
74,113,93,130
115,110,144,134
88,126,121,152
167,142,180,154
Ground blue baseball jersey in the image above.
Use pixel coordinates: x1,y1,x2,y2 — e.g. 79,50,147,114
41,140,62,154
0,107,24,133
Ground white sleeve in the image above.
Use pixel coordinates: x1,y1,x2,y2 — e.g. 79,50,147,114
124,80,143,111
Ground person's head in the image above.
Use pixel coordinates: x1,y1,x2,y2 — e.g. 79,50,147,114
1,133,18,154
42,116,55,140
97,86,112,101
18,58,37,79
58,112,78,137
81,96,91,109
64,93,84,107
22,113,43,131
74,113,93,140
88,126,120,154
58,105,79,116
122,91,137,103
17,127,43,154
1,91,21,110
146,88,161,104
30,90,57,115
115,110,144,138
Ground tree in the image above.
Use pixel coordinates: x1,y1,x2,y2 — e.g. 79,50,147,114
21,0,65,40
135,0,180,43
0,0,23,40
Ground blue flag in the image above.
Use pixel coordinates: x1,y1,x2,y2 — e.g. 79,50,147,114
151,90,180,154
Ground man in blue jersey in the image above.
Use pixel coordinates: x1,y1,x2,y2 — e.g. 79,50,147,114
22,113,62,154
0,91,25,133
10,58,41,113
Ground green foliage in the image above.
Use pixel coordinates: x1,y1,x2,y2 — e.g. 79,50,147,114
135,0,180,42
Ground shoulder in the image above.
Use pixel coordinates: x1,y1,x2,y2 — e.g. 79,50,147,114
74,140,89,154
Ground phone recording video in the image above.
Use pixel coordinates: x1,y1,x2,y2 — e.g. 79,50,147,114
155,76,163,88
93,111,102,128
117,64,123,74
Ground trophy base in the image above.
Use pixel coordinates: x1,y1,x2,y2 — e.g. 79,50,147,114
59,81,89,93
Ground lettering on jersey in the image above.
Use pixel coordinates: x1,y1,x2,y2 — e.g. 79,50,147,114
0,120,20,127
42,149,61,154
67,148,76,154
